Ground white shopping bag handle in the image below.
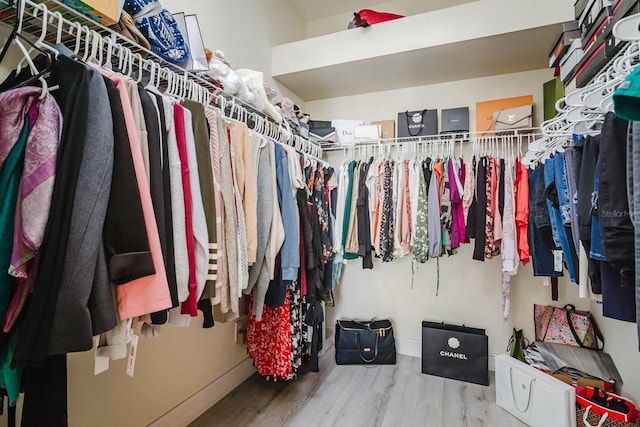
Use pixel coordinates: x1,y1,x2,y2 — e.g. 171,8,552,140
583,405,608,427
509,367,535,413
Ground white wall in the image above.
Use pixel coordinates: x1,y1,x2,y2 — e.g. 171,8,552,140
163,0,306,104
590,302,640,403
306,68,552,129
311,69,640,403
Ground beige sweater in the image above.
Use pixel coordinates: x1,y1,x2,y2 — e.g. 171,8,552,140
228,121,258,264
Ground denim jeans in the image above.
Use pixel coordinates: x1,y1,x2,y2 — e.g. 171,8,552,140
544,155,577,282
529,167,563,277
590,160,606,261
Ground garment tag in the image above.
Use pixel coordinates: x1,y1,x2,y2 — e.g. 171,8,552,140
126,335,139,378
553,250,563,272
94,336,109,375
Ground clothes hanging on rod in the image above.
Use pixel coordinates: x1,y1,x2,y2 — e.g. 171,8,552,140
331,135,587,321
0,2,334,424
520,26,640,349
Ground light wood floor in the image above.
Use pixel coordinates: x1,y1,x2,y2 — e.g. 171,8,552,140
189,354,526,427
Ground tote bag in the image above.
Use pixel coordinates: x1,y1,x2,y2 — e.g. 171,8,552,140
397,109,437,138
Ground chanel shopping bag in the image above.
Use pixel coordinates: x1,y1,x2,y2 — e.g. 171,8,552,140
421,321,488,386
495,355,576,427
397,109,438,138
335,319,396,365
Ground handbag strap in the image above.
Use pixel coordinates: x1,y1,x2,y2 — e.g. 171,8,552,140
405,110,426,137
355,332,379,363
564,305,605,350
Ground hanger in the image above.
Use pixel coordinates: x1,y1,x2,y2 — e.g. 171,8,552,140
0,0,23,65
86,30,103,65
16,4,59,75
613,13,640,41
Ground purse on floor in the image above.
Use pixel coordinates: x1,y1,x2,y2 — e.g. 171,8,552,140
335,319,396,365
534,304,604,350
576,387,639,425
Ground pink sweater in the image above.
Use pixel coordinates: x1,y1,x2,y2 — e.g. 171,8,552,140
107,74,171,319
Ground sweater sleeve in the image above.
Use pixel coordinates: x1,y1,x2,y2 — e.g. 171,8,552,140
242,129,258,264
103,79,155,284
275,145,300,282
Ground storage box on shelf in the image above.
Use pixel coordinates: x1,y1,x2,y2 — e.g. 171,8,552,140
62,0,123,26
549,21,581,67
574,0,639,87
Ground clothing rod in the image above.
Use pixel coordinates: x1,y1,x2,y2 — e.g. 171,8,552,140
0,0,323,160
322,129,544,151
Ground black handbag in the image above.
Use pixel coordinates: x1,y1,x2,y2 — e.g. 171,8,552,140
397,109,437,138
421,321,489,386
335,319,396,365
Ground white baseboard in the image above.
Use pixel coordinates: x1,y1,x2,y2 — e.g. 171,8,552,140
395,338,497,372
395,338,422,358
149,357,255,427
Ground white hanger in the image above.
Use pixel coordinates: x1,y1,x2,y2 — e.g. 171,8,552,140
135,53,145,83
16,4,59,73
87,31,103,65
81,25,93,62
12,32,48,99
565,73,608,107
613,12,640,41
71,21,83,55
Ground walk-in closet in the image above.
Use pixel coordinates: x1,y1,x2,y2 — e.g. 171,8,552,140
0,0,639,426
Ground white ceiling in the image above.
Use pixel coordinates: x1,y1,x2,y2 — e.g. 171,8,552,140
290,0,476,22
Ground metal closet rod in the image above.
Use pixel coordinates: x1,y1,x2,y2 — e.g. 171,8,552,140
321,127,543,151
1,0,323,160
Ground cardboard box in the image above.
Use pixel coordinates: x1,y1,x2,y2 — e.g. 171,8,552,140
371,120,395,140
63,0,125,26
